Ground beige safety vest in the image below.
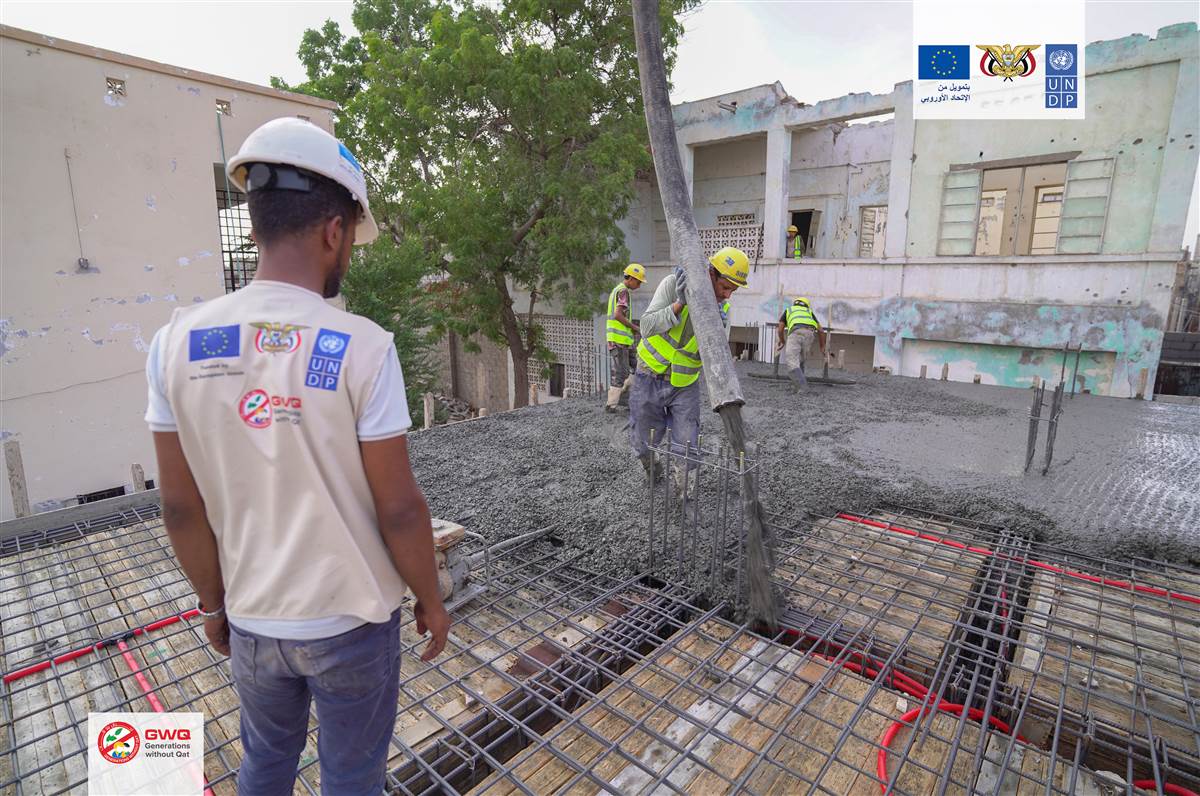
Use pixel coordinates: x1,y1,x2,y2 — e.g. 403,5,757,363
160,281,407,623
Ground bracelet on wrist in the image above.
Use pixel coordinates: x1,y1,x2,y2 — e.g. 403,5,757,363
196,599,225,619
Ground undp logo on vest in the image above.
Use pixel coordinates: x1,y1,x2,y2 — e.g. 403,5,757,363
306,328,351,391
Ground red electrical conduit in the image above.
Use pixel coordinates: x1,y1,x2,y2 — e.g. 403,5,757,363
775,628,1197,796
3,608,202,684
2,609,215,795
834,514,1200,607
116,637,215,796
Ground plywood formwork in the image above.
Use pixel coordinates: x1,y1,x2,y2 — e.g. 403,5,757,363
768,513,990,681
461,617,1104,796
1,513,639,795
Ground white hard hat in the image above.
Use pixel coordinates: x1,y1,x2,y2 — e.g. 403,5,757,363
227,117,378,245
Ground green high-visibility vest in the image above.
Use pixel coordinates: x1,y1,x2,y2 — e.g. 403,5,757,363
637,305,701,388
606,284,634,345
791,236,805,258
786,302,819,332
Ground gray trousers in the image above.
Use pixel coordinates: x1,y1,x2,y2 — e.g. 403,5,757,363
609,345,633,387
784,327,817,386
629,371,701,460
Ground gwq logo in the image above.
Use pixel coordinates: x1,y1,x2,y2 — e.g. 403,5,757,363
98,721,140,764
145,728,193,741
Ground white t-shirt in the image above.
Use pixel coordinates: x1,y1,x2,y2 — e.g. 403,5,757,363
144,282,413,640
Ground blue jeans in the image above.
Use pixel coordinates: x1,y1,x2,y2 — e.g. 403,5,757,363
229,609,402,796
629,370,701,461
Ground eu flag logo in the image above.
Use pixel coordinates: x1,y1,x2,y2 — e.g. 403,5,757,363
919,45,970,80
189,325,240,361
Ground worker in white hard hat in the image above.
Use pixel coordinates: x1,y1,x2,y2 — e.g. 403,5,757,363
144,117,448,794
786,224,805,259
776,296,826,390
630,248,748,486
605,263,646,413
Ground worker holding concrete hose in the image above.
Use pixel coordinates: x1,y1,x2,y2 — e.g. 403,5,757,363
144,118,449,795
629,247,748,486
776,297,826,390
605,263,646,413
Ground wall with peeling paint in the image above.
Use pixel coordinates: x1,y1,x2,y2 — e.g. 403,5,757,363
613,25,1196,408
0,26,338,520
789,122,893,259
907,26,1199,257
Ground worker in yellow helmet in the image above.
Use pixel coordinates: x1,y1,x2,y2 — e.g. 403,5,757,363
630,247,748,484
776,296,826,390
786,225,805,259
605,263,646,413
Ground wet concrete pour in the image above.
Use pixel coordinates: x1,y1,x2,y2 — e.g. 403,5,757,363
408,362,1200,576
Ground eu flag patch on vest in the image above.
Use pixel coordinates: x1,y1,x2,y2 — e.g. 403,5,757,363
306,328,351,391
189,325,240,360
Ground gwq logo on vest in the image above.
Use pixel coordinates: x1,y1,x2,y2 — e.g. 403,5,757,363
238,390,303,429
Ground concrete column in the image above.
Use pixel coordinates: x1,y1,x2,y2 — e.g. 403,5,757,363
1148,55,1199,251
884,82,915,258
763,126,792,260
131,464,146,492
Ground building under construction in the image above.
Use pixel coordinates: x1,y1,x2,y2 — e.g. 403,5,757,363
3,434,1197,795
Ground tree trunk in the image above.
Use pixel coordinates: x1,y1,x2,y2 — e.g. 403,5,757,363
494,273,530,409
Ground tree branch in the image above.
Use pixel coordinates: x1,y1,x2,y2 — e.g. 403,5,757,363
511,202,545,247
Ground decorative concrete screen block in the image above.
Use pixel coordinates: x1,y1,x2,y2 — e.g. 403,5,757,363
527,314,596,397
716,213,757,227
937,169,982,256
698,223,764,260
1058,157,1114,254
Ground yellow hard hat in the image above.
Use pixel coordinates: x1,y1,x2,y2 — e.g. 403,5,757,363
787,225,799,233
623,263,646,282
709,247,749,287
794,296,811,306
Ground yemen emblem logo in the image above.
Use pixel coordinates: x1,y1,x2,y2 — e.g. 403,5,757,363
977,44,1040,81
250,322,307,354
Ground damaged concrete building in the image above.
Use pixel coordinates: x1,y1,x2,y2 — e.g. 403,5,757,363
427,24,1199,413
618,23,1199,400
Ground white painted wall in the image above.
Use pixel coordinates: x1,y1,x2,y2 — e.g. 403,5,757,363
0,27,337,519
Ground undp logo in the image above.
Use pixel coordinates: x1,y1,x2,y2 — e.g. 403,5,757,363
98,721,140,764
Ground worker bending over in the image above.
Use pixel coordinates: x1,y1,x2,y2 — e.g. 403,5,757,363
777,296,826,390
145,118,449,795
630,247,749,484
605,263,646,413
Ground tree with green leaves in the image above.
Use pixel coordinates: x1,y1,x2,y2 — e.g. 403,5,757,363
275,0,690,407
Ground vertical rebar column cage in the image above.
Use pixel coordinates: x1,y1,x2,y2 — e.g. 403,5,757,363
215,185,257,293
645,437,757,613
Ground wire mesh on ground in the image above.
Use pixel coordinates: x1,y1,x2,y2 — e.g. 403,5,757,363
2,456,1197,794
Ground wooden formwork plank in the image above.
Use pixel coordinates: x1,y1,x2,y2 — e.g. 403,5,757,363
774,516,983,677
469,622,716,796
1010,568,1200,756
584,631,788,793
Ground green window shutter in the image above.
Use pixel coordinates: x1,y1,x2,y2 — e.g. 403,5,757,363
1056,157,1114,254
937,169,981,256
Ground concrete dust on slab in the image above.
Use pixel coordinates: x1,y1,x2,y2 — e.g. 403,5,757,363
408,362,1200,576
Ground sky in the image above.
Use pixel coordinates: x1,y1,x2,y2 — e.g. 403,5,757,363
2,0,1198,247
